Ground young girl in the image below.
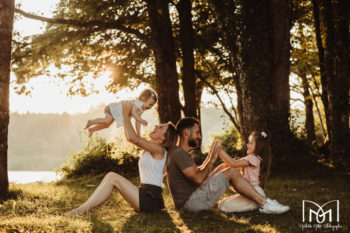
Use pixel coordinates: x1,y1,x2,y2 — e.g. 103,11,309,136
85,89,157,137
217,131,289,213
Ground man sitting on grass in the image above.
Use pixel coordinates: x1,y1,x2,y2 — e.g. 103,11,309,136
166,117,289,213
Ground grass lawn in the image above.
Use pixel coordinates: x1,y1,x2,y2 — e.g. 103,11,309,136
0,167,349,233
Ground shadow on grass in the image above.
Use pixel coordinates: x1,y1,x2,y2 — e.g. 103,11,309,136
121,210,178,233
90,216,114,233
0,189,24,203
179,209,265,233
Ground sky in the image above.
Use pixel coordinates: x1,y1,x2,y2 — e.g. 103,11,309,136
11,0,303,114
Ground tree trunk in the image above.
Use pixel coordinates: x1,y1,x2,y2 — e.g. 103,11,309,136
146,0,181,124
312,0,330,136
238,0,292,157
178,0,197,118
269,0,293,155
0,0,14,195
323,0,349,163
195,82,204,122
300,73,316,144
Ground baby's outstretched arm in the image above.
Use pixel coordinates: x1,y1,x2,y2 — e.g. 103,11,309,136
131,106,148,126
217,139,249,168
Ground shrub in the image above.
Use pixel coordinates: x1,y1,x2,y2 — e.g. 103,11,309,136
56,135,139,178
212,126,243,158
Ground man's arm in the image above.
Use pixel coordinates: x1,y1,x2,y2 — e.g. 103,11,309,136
182,141,218,185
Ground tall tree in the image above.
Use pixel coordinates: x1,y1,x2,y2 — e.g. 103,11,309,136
227,0,293,157
145,0,181,123
312,0,330,136
208,0,294,159
0,0,15,195
322,0,349,163
177,0,197,118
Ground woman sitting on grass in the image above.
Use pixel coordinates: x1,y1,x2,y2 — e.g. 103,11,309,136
66,101,178,216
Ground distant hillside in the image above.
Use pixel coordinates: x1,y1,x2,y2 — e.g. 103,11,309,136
8,106,232,171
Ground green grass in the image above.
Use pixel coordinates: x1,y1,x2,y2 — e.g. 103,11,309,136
0,169,349,233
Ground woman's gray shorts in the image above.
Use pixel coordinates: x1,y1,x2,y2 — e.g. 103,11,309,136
183,171,230,212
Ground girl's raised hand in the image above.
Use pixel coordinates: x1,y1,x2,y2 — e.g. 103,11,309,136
217,138,223,148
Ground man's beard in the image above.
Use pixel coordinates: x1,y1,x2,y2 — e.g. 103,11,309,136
188,139,199,148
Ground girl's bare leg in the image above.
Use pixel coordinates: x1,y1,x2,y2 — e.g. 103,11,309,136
219,186,265,212
85,113,113,129
222,167,266,206
88,122,112,137
66,172,140,216
219,194,259,212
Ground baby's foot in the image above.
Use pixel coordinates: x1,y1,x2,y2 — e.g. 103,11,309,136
84,120,91,129
88,128,94,137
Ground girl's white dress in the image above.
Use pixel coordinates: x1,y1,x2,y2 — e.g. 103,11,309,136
108,99,144,127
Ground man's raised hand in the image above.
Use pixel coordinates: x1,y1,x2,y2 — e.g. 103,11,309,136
209,140,219,164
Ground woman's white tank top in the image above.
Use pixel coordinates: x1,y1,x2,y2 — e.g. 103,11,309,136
138,150,167,187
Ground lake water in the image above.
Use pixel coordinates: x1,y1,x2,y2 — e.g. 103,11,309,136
8,171,61,184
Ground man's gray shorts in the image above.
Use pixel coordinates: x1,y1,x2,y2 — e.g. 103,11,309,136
183,171,230,212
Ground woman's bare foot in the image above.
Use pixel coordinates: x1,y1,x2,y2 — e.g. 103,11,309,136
84,120,91,129
64,208,84,217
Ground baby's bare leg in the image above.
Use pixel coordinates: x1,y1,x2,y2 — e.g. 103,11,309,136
88,121,113,137
85,113,113,129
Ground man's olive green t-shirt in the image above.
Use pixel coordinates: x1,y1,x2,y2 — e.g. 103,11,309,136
166,147,198,209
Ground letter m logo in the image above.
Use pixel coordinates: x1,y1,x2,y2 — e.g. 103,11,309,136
302,200,339,224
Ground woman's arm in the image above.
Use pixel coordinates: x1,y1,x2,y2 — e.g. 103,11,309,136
135,121,141,137
131,106,147,126
122,101,163,155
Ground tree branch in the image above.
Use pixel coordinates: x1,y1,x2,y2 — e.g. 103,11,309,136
290,98,304,103
15,8,149,42
196,71,241,132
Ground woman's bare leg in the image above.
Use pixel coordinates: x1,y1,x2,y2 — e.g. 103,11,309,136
66,172,140,216
85,113,113,129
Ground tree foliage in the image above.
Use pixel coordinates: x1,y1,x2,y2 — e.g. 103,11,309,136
11,0,349,167
13,0,152,96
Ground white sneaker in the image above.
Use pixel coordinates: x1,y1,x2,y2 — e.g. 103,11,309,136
259,198,290,214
